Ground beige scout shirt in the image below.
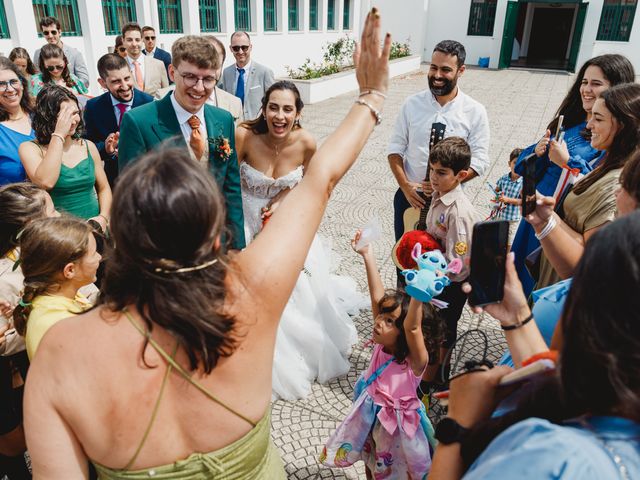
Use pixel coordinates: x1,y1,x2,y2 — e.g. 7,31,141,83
426,184,481,282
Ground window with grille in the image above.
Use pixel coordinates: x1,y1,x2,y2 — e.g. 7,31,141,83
234,0,251,30
342,0,350,29
102,0,136,35
288,0,299,30
157,0,182,33
32,0,82,36
597,0,637,41
327,0,335,29
264,0,277,31
309,0,318,30
200,0,221,32
0,1,10,38
467,0,497,36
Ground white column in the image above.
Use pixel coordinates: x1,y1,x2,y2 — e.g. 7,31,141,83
183,0,201,34
280,0,288,32
4,0,40,55
76,0,109,94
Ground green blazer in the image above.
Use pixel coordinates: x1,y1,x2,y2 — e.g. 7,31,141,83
118,94,246,249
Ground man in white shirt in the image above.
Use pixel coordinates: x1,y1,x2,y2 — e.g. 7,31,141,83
121,22,168,97
221,31,274,120
388,40,490,243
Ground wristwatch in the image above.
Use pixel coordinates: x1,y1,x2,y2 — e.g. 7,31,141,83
435,417,470,445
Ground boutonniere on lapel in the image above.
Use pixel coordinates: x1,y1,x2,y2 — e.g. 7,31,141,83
208,135,233,161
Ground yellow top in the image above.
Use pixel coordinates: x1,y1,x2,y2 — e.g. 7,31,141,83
25,293,92,359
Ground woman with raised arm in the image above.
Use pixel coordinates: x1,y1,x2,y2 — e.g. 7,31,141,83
23,10,390,479
236,80,365,400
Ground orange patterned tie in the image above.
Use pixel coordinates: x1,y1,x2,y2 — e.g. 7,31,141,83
134,60,144,90
187,115,206,160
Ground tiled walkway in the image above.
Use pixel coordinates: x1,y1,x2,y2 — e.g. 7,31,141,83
271,66,572,479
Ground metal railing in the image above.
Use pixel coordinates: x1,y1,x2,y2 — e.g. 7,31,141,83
264,0,277,31
0,1,10,38
309,0,318,30
102,0,136,36
327,0,335,29
288,0,299,30
200,0,221,32
234,0,250,30
597,1,637,41
342,0,350,29
158,0,182,33
32,0,82,36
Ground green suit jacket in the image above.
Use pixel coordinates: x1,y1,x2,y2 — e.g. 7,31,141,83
118,94,246,249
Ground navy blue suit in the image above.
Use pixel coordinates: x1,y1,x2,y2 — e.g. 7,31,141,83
83,88,154,186
145,48,172,83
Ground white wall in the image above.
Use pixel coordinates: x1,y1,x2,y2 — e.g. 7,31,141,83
374,0,428,59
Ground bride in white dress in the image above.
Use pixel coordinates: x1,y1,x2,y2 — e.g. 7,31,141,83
236,81,364,400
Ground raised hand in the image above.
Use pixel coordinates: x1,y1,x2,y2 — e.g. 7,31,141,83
351,230,372,257
534,129,551,157
353,8,391,95
53,102,77,139
548,138,569,167
105,132,120,156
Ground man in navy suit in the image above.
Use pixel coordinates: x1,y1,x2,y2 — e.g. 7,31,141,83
83,53,154,187
142,25,172,81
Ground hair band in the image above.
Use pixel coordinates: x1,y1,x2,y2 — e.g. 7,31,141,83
154,258,219,275
18,299,31,308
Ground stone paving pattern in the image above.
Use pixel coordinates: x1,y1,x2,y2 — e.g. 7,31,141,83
270,66,571,479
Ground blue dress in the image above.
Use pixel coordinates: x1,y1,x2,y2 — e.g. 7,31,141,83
0,123,34,185
465,416,640,479
510,122,601,296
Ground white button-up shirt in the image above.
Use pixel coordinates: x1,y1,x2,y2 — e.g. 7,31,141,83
387,88,490,183
170,93,207,145
110,94,133,125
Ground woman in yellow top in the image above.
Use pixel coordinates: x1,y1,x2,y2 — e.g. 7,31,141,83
22,10,390,480
13,216,100,359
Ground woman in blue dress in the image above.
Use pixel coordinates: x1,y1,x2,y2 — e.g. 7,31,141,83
0,57,35,186
511,54,635,295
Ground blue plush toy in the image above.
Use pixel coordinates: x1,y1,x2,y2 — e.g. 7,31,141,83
401,243,462,305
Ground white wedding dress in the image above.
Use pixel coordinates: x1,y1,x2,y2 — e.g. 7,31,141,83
240,162,365,400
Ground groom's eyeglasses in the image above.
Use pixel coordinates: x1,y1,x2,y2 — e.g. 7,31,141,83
231,45,250,53
177,70,217,89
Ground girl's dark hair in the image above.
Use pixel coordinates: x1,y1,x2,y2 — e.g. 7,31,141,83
0,183,48,258
38,44,76,89
620,148,640,208
8,48,37,76
460,212,640,469
547,54,635,135
99,146,235,374
13,216,92,336
573,83,640,195
0,56,34,121
376,289,445,364
240,80,304,134
33,84,84,144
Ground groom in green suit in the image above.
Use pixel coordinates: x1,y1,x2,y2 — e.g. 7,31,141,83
119,36,246,249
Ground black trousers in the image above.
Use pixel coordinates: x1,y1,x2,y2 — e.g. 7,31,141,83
434,281,467,349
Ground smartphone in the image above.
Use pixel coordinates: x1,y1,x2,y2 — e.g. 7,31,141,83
468,220,509,307
554,114,564,140
521,153,537,217
498,359,556,387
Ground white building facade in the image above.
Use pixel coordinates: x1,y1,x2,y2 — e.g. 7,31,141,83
0,0,638,95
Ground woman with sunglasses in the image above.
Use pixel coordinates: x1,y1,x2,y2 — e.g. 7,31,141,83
29,44,88,98
114,36,127,59
0,57,35,187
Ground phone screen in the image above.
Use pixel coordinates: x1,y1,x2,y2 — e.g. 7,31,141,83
469,220,509,307
522,153,537,217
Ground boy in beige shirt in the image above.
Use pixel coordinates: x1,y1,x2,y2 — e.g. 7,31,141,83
424,137,480,388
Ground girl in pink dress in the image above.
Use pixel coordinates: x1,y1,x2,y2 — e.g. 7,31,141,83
320,231,442,479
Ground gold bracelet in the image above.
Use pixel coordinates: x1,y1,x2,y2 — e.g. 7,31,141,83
50,133,66,143
359,89,388,99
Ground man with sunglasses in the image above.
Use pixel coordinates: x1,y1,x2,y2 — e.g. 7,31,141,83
221,31,274,121
119,36,245,250
32,16,89,88
141,26,172,82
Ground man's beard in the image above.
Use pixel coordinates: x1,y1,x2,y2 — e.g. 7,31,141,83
428,75,457,97
112,89,133,102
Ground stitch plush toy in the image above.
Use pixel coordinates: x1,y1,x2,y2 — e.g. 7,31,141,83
402,243,462,305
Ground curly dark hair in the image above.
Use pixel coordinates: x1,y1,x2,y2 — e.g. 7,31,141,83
32,84,84,144
99,146,237,374
546,54,635,136
240,80,304,131
376,289,445,365
38,44,76,89
573,83,640,195
0,56,34,121
460,212,640,469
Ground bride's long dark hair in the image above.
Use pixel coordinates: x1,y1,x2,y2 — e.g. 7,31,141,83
240,81,304,134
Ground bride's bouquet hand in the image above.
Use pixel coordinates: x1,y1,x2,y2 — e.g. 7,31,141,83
354,8,391,97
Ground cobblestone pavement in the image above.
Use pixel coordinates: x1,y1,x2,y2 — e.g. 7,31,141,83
270,66,571,479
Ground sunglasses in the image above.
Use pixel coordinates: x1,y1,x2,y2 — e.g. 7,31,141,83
231,45,250,53
46,65,65,72
144,36,156,41
42,29,58,36
117,47,127,53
